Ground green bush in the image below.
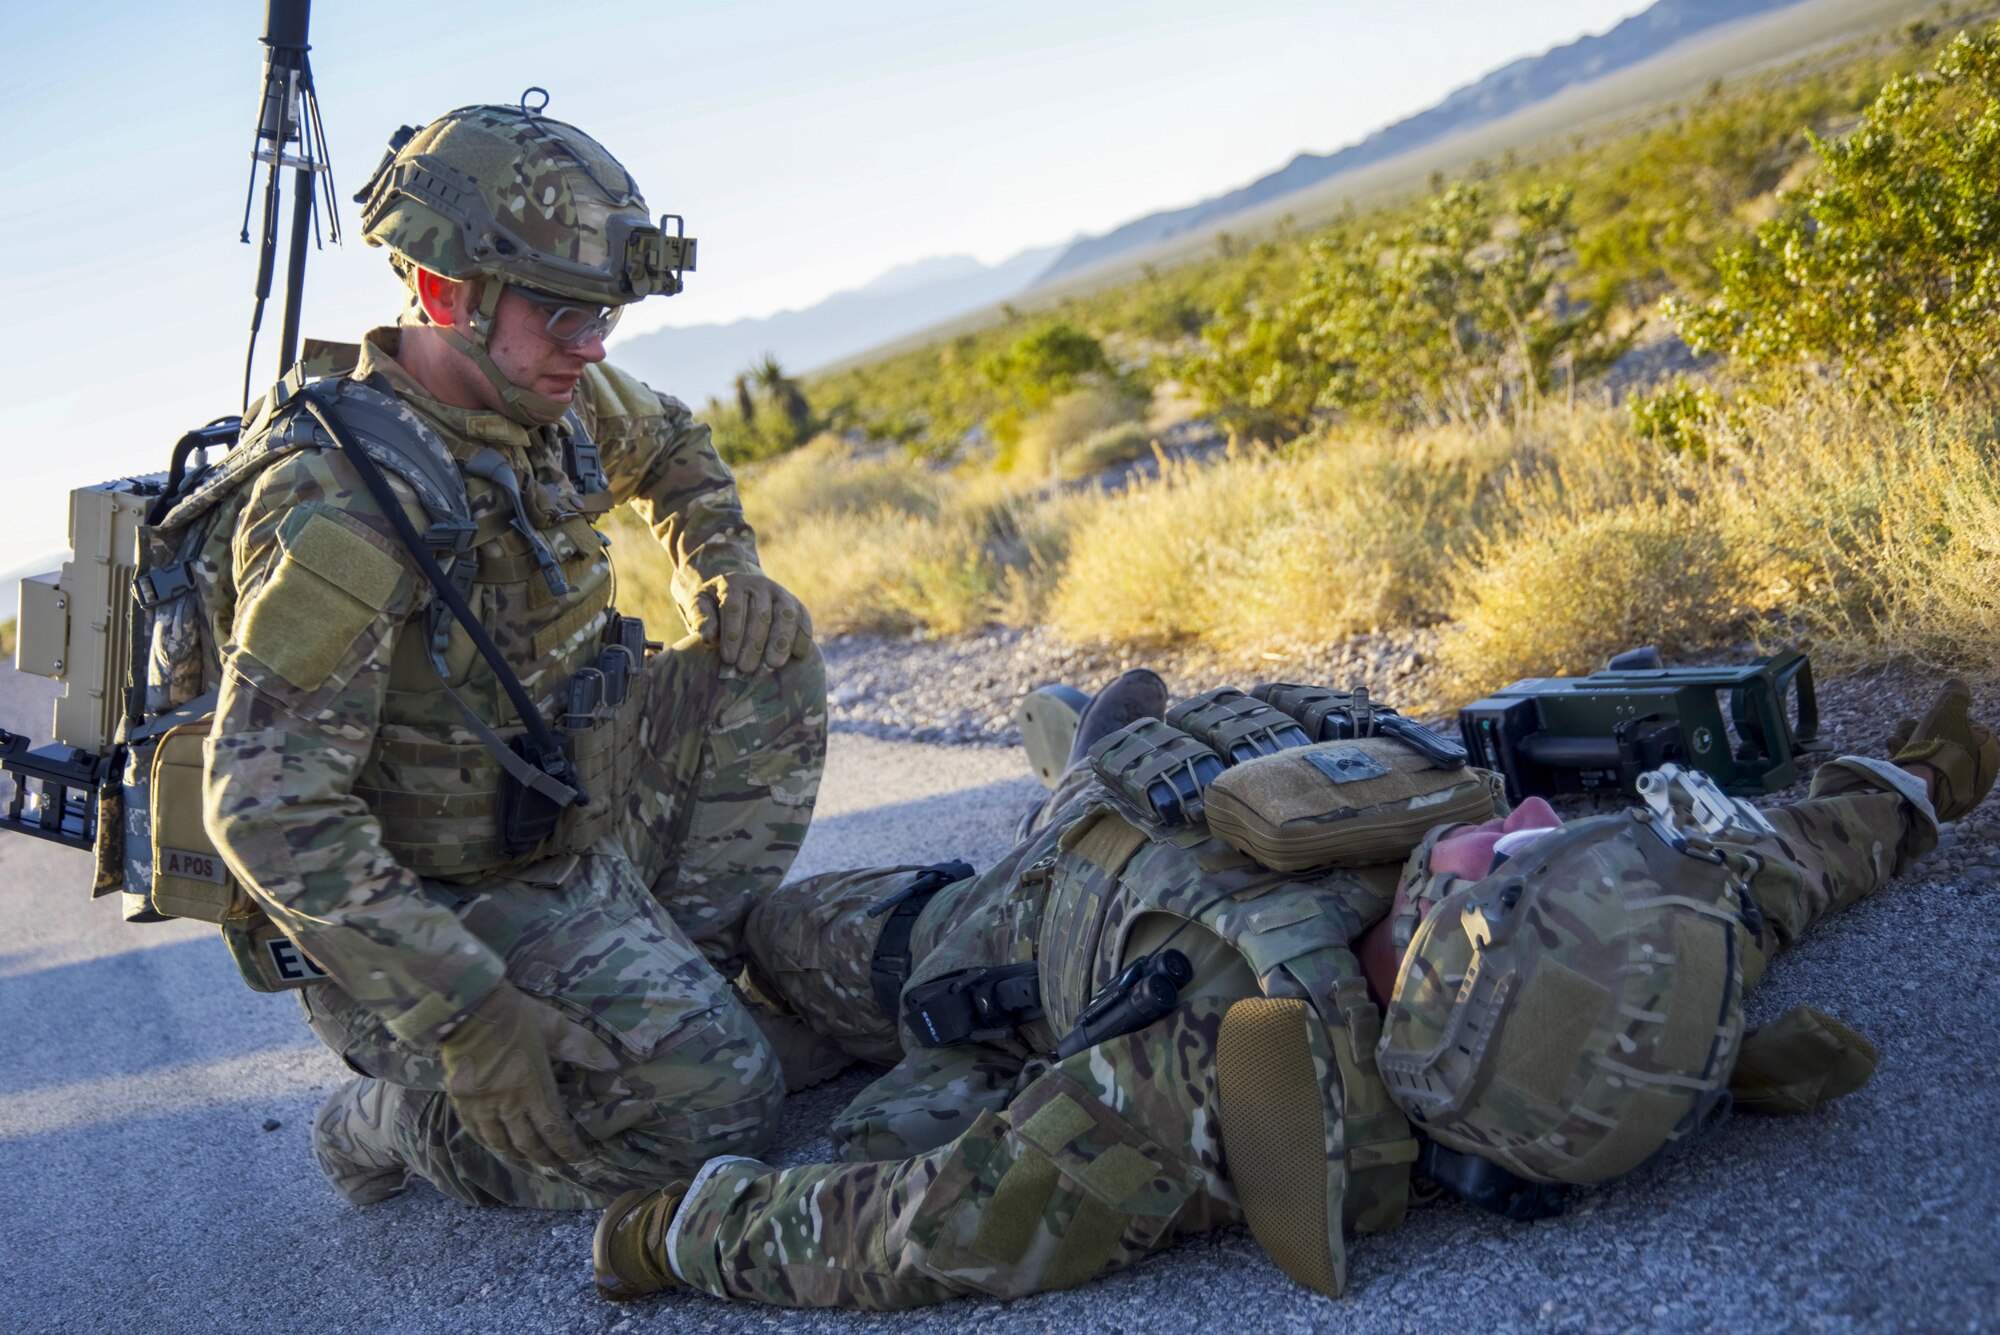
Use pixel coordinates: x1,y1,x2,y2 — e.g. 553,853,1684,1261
1670,28,2000,393
1187,186,1628,434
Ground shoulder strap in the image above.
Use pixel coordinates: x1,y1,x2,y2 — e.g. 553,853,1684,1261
287,384,582,810
323,377,477,538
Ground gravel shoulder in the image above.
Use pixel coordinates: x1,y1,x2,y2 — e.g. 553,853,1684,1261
2,650,1995,1335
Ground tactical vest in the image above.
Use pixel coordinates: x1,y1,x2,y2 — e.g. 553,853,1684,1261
906,791,1421,1239
127,371,646,980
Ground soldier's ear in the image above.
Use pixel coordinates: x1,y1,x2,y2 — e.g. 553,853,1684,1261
414,267,469,329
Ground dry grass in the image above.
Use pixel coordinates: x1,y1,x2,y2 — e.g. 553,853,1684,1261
610,387,2000,697
1434,497,1753,699
1049,428,1512,647
1006,388,1147,481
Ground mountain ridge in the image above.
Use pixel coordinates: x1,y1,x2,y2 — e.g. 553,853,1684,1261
1032,0,1809,283
612,245,1064,407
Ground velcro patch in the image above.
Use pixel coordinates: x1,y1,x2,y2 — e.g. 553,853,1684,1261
1017,1094,1096,1151
265,934,330,987
283,507,406,611
238,505,407,691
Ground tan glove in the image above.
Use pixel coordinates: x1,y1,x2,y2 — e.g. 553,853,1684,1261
1885,677,2000,822
680,570,813,673
438,981,618,1172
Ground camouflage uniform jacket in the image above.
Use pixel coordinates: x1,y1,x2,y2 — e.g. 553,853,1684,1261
185,329,761,1045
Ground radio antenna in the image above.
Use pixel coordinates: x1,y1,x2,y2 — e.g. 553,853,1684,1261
238,0,340,409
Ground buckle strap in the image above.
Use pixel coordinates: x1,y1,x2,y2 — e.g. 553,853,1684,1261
866,859,974,1012
134,562,196,609
461,447,569,597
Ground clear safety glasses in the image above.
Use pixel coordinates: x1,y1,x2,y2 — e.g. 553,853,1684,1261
510,286,624,349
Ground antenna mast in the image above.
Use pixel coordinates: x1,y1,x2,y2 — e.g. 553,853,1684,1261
238,0,340,407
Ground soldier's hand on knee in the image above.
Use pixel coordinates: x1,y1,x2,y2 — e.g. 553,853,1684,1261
685,571,814,674
439,982,606,1172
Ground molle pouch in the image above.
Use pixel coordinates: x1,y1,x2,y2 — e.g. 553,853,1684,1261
552,615,654,856
1253,683,1374,741
137,528,209,719
1086,719,1226,830
146,716,250,923
1204,737,1496,871
1166,687,1313,763
499,734,573,857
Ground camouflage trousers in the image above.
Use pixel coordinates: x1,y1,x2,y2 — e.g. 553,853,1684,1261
668,759,1935,1308
302,637,826,1209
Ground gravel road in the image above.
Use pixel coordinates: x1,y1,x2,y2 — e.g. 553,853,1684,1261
2,658,1995,1335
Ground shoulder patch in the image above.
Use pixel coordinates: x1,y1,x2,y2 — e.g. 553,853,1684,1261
281,505,407,610
237,502,411,692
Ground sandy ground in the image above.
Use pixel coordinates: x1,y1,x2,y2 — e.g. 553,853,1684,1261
1,662,1995,1335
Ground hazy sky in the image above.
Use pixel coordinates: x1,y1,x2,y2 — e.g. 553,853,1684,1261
0,0,1657,580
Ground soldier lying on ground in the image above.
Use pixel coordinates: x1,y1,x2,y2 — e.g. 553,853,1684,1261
591,671,1996,1308
173,102,826,1210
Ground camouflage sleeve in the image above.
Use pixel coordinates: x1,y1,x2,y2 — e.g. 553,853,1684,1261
203,449,508,1045
579,361,763,589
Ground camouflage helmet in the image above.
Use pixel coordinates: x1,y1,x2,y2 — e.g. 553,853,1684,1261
1375,812,1749,1186
355,98,695,307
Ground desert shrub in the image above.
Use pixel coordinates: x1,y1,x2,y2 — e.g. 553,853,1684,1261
1435,497,1754,696
1004,387,1147,479
1627,375,1733,459
1671,28,2000,394
980,323,1113,408
1872,422,2000,666
1049,431,1506,647
739,434,941,521
704,355,820,465
1187,186,1628,435
752,508,990,635
1059,421,1154,481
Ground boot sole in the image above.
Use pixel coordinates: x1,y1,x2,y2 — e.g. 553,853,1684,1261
1218,997,1342,1297
1018,684,1091,788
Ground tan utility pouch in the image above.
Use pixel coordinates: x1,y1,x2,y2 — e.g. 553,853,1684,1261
148,717,250,923
1204,737,1496,870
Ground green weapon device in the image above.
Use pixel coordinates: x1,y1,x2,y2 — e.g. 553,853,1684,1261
1456,648,1823,801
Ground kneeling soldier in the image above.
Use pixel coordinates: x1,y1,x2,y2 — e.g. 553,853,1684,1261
186,102,825,1210
592,674,1992,1307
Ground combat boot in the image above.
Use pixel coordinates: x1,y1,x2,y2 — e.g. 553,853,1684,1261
594,1183,689,1301
1018,671,1171,788
1016,683,1091,788
311,1077,409,1207
1064,669,1169,768
1886,678,2000,821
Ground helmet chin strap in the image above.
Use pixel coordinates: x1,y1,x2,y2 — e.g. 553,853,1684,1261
432,278,571,427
